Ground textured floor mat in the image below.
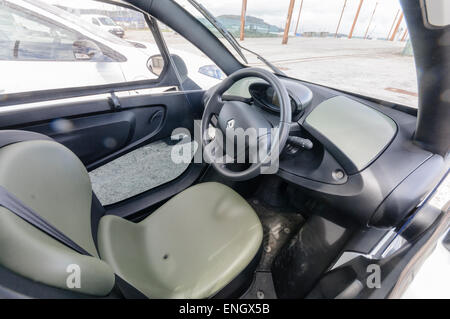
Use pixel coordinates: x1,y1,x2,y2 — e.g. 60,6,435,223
248,198,305,271
241,272,278,299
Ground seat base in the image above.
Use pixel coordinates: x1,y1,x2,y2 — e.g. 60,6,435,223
212,245,262,299
98,182,263,299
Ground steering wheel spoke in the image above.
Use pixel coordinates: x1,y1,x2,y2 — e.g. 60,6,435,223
201,68,291,181
204,137,226,165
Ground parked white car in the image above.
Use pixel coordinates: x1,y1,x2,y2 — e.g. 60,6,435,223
81,14,125,38
0,0,223,95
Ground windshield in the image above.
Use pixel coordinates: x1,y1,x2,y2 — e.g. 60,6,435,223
176,0,418,108
98,16,116,26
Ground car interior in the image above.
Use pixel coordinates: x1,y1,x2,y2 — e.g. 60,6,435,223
0,0,448,299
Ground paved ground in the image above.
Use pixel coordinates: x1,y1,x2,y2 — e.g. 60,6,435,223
126,30,418,107
239,37,418,108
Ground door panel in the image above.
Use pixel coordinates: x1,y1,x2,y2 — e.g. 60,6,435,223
0,90,205,217
23,106,164,165
0,91,198,165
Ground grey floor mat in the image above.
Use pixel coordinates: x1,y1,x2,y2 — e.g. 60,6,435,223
247,198,305,272
89,138,195,206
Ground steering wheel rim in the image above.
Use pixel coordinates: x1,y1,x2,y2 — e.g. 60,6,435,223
201,67,291,181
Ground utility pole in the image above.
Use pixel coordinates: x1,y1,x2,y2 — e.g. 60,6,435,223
364,2,378,39
401,28,408,41
240,0,248,41
294,0,304,35
282,0,296,45
387,9,400,40
335,0,347,38
390,12,403,41
348,0,364,39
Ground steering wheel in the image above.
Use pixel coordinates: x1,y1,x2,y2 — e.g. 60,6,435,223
201,67,291,181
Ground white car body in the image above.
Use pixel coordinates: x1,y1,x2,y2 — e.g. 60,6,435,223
0,0,222,96
81,14,125,38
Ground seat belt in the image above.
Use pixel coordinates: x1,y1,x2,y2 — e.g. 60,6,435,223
0,132,93,256
0,185,147,299
0,186,90,255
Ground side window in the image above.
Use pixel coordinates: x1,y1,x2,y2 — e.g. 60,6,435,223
0,3,80,61
148,23,226,90
199,65,226,81
0,0,165,95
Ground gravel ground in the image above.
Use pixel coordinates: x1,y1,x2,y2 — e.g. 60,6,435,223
230,37,418,108
126,30,418,107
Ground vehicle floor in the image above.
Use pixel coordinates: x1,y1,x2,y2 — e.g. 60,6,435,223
242,197,305,299
248,197,305,271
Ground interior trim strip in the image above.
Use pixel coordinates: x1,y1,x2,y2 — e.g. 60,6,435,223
0,86,180,114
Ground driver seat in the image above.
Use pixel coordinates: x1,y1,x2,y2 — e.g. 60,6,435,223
0,131,263,298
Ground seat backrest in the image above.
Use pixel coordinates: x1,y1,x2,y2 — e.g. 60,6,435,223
0,139,97,255
0,131,114,296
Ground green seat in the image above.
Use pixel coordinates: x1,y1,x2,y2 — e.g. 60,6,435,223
98,182,263,298
0,137,263,298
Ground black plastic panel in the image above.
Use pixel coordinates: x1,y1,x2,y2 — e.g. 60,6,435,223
0,88,201,220
276,80,446,227
272,215,353,298
280,130,348,185
21,107,164,165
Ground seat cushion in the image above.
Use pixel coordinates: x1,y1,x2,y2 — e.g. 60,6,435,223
97,182,263,299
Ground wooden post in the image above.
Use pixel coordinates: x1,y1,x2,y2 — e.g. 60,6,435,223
364,2,378,39
294,0,304,35
401,29,408,41
387,9,400,40
239,0,248,41
282,0,296,44
335,0,347,38
389,12,403,41
348,0,364,39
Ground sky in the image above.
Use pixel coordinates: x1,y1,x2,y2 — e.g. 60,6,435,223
189,0,406,38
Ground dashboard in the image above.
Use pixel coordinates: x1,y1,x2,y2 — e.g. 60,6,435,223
248,82,303,116
223,76,313,121
211,75,444,228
